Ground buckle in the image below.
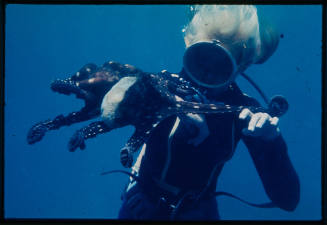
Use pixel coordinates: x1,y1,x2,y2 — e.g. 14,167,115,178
156,197,176,213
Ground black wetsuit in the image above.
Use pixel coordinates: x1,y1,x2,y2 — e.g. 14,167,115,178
118,82,300,221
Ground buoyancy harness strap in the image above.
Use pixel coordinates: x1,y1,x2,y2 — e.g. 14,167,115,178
101,169,140,182
213,191,275,208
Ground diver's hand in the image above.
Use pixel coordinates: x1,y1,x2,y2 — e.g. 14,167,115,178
239,108,280,141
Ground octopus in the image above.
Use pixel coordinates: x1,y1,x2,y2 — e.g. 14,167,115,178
27,60,288,168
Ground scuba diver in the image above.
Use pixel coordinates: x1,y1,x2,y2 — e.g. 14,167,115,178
116,5,300,220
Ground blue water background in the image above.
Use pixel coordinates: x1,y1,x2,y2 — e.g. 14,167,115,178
4,5,322,220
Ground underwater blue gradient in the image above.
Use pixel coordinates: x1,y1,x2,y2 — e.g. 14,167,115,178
4,5,322,220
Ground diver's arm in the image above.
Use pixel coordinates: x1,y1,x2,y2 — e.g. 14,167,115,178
242,133,300,211
239,108,300,211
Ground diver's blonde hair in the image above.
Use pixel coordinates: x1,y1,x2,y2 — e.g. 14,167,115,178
183,5,263,64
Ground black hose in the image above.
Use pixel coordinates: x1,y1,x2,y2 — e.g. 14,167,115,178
240,72,269,105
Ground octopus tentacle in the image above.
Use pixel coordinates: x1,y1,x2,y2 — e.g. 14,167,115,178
167,101,252,115
120,121,158,168
65,68,275,168
51,78,86,98
160,70,207,101
149,71,271,116
28,61,144,146
27,119,53,144
147,72,206,107
68,121,113,152
103,61,142,75
27,109,100,145
109,71,277,167
30,60,285,169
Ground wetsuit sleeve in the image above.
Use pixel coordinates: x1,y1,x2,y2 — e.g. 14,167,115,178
242,131,300,211
233,90,300,211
